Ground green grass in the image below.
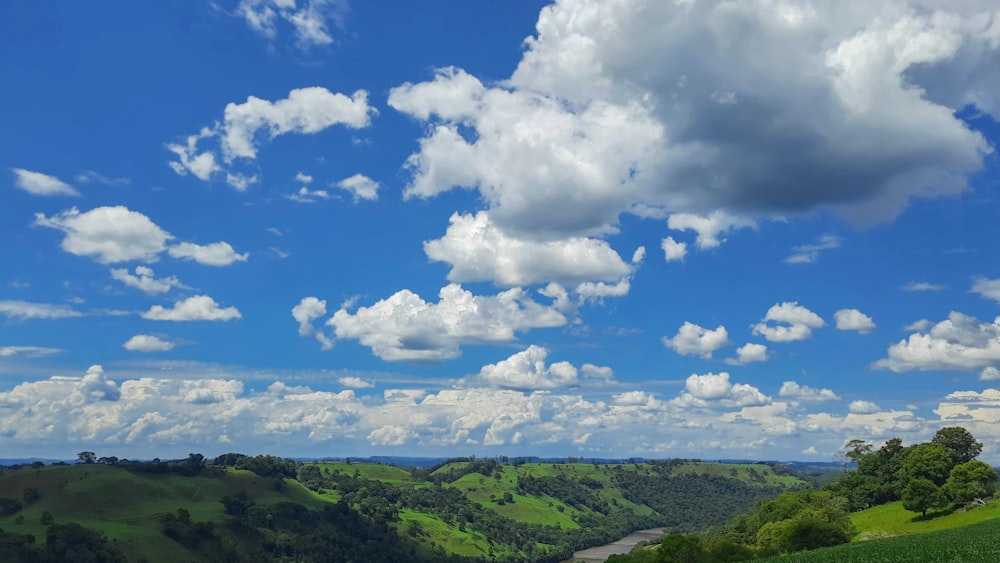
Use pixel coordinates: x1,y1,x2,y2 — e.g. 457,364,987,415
758,516,1000,562
309,461,415,484
397,509,496,558
850,500,1000,540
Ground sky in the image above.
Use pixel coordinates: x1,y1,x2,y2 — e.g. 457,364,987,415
2,0,1000,463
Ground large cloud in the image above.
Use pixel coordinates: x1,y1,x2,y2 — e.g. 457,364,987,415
389,1,996,243
424,211,635,288
168,87,375,190
874,312,1000,372
325,284,567,361
474,345,582,390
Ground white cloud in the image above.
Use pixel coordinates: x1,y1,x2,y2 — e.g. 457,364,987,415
661,236,687,262
336,173,380,201
0,301,82,320
667,212,755,250
903,281,946,292
779,381,840,402
849,400,881,414
834,308,876,334
11,168,79,196
75,170,130,186
0,346,63,358
662,322,730,358
110,266,182,295
326,284,567,361
980,367,1000,380
752,302,825,342
292,296,333,350
339,376,374,389
169,87,375,189
726,343,769,365
875,311,1000,372
123,334,175,352
581,363,615,383
972,278,1000,303
475,345,579,390
784,235,842,264
674,372,771,408
903,319,931,332
287,186,334,203
237,0,340,49
389,0,997,249
142,295,242,322
167,241,249,266
425,211,633,288
35,206,172,264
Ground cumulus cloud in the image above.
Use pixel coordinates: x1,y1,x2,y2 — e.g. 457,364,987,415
661,236,687,262
667,212,755,250
336,173,380,201
849,400,881,414
389,0,997,248
237,0,341,48
167,241,249,266
11,168,79,196
35,206,172,264
475,346,579,390
834,308,876,334
142,295,242,322
674,372,771,408
874,311,1000,372
339,376,374,389
168,87,375,190
123,334,175,352
0,301,81,320
725,343,769,365
292,296,333,350
425,211,634,288
326,284,566,361
972,278,1000,303
779,381,840,402
784,234,842,264
110,266,182,295
752,302,825,342
982,367,1000,380
662,322,730,358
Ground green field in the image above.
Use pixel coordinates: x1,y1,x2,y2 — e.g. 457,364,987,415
758,516,1000,562
850,500,1000,540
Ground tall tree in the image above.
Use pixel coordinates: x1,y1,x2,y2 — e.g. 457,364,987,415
932,427,983,464
898,444,953,486
943,460,997,504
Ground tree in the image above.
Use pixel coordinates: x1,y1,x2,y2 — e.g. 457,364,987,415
902,478,947,517
842,439,873,464
77,451,96,464
943,460,997,504
898,444,952,486
932,427,983,464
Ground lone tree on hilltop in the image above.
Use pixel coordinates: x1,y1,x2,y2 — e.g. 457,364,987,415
77,451,96,464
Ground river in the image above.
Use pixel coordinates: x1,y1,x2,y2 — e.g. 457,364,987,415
563,527,666,562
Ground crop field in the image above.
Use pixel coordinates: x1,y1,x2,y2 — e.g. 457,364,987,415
758,516,1000,562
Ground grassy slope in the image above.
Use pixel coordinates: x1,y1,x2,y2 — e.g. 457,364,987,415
758,516,1000,562
850,499,1000,540
0,464,323,562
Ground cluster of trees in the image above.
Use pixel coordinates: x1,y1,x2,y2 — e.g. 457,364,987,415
830,427,996,516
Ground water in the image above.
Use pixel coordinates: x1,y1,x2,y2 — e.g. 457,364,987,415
563,527,665,562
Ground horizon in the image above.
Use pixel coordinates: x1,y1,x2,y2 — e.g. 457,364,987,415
2,0,1000,463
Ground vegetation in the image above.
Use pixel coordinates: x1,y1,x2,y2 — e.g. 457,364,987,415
0,454,809,562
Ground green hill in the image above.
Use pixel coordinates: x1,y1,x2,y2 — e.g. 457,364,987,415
0,457,809,562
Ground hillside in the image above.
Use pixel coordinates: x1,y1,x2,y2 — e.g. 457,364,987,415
0,456,809,562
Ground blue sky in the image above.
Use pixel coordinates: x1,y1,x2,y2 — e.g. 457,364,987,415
2,0,1000,462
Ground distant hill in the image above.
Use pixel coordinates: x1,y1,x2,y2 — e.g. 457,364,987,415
0,456,811,562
